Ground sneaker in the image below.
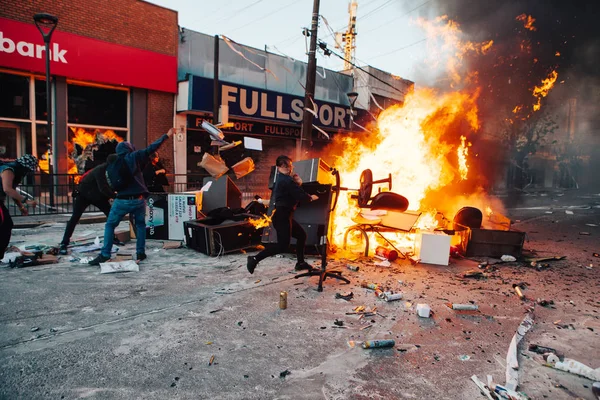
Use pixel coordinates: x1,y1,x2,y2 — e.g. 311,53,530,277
136,253,147,262
89,254,110,266
247,256,258,274
58,244,68,255
295,261,313,271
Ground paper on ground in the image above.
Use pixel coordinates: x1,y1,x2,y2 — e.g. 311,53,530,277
100,260,139,274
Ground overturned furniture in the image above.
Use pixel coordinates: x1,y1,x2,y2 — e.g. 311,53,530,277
341,168,418,258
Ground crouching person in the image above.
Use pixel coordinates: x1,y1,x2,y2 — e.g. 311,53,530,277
89,129,175,266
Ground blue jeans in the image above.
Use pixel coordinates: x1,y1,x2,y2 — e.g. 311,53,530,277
101,198,146,257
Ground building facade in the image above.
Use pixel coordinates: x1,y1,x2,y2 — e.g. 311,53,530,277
0,0,178,178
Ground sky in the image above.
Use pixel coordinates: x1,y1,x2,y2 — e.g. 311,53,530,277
146,0,437,84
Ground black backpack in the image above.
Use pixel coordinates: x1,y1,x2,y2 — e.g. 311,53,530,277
105,155,133,192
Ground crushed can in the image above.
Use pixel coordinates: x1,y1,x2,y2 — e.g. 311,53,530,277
346,264,360,272
384,293,403,302
362,339,396,349
279,291,287,309
361,281,379,290
375,246,398,261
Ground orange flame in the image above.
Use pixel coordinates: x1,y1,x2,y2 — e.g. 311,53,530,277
248,213,272,230
457,135,471,180
532,70,558,111
516,14,537,31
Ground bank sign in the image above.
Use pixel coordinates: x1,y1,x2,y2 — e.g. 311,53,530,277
0,17,177,93
190,76,354,132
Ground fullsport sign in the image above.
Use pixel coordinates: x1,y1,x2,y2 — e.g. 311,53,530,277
0,17,177,93
190,76,354,132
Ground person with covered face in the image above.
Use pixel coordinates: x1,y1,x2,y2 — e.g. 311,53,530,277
0,155,39,260
246,155,318,274
89,129,175,266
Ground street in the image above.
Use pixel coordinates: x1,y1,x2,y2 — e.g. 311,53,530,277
1,190,599,399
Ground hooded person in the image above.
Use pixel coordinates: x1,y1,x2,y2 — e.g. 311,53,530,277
89,129,175,266
0,155,39,260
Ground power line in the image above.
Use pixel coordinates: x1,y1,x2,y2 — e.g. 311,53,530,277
369,37,428,60
361,0,431,35
211,0,266,25
358,0,395,21
227,1,299,34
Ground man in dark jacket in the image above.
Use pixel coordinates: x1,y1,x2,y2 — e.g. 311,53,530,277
0,155,39,260
246,155,318,274
89,129,175,266
143,152,169,193
58,154,117,255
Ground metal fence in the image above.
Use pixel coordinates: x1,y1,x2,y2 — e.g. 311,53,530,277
6,173,213,217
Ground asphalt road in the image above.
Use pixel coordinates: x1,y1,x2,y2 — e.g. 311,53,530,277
1,190,598,399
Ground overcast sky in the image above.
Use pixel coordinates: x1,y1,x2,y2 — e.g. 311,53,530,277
147,0,436,84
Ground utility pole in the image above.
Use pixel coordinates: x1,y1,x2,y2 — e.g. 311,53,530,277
299,0,320,158
213,35,220,124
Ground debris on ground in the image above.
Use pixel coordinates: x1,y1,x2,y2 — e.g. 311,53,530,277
416,304,431,318
445,303,478,311
528,344,563,358
544,353,600,381
279,369,291,378
335,291,354,301
505,312,534,391
99,260,140,274
362,339,395,349
163,241,183,249
501,255,517,262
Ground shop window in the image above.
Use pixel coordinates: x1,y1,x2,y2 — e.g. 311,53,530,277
68,84,127,127
34,79,48,122
0,72,30,120
68,127,127,173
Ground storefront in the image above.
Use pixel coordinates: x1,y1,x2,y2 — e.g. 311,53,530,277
176,75,358,199
0,1,177,178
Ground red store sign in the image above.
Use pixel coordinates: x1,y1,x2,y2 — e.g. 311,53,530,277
0,17,176,93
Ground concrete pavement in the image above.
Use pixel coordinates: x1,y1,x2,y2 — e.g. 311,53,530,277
1,192,599,399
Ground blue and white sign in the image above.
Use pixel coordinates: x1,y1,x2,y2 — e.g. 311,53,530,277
190,76,354,131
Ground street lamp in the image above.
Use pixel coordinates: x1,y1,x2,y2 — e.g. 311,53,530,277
33,13,58,208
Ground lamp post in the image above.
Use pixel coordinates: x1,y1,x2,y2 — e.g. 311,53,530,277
33,13,58,208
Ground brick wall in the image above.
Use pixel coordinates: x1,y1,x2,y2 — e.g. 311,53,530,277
147,91,174,172
0,0,178,56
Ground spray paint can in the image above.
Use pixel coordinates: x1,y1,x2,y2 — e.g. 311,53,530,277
346,264,360,272
375,246,398,261
384,293,403,302
279,291,287,309
361,281,379,290
362,339,396,349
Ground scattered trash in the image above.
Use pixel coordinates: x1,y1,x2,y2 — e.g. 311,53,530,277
416,304,431,318
536,298,554,307
565,210,574,215
409,256,420,265
592,382,600,399
1,252,21,263
360,324,373,331
446,303,478,311
30,327,39,332
528,344,562,358
361,282,379,290
580,232,591,236
99,260,139,274
279,291,287,310
335,291,354,301
594,253,599,258
462,270,484,279
362,339,395,349
375,246,398,261
586,223,598,227
374,259,391,267
459,355,471,361
346,264,360,272
163,241,183,249
208,355,215,366
384,293,403,302
78,257,94,264
279,369,291,378
505,312,534,391
501,255,517,262
471,375,495,400
333,319,344,327
512,284,526,300
544,353,600,381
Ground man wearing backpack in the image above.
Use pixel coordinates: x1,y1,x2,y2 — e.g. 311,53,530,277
89,129,175,266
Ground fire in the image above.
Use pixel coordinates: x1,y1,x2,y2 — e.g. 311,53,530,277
516,14,537,31
532,70,558,111
248,213,272,229
457,135,471,180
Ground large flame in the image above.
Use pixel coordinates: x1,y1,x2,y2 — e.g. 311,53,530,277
532,70,558,111
515,14,537,31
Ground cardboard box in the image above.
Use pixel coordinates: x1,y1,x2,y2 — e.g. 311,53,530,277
131,192,203,241
415,232,451,265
